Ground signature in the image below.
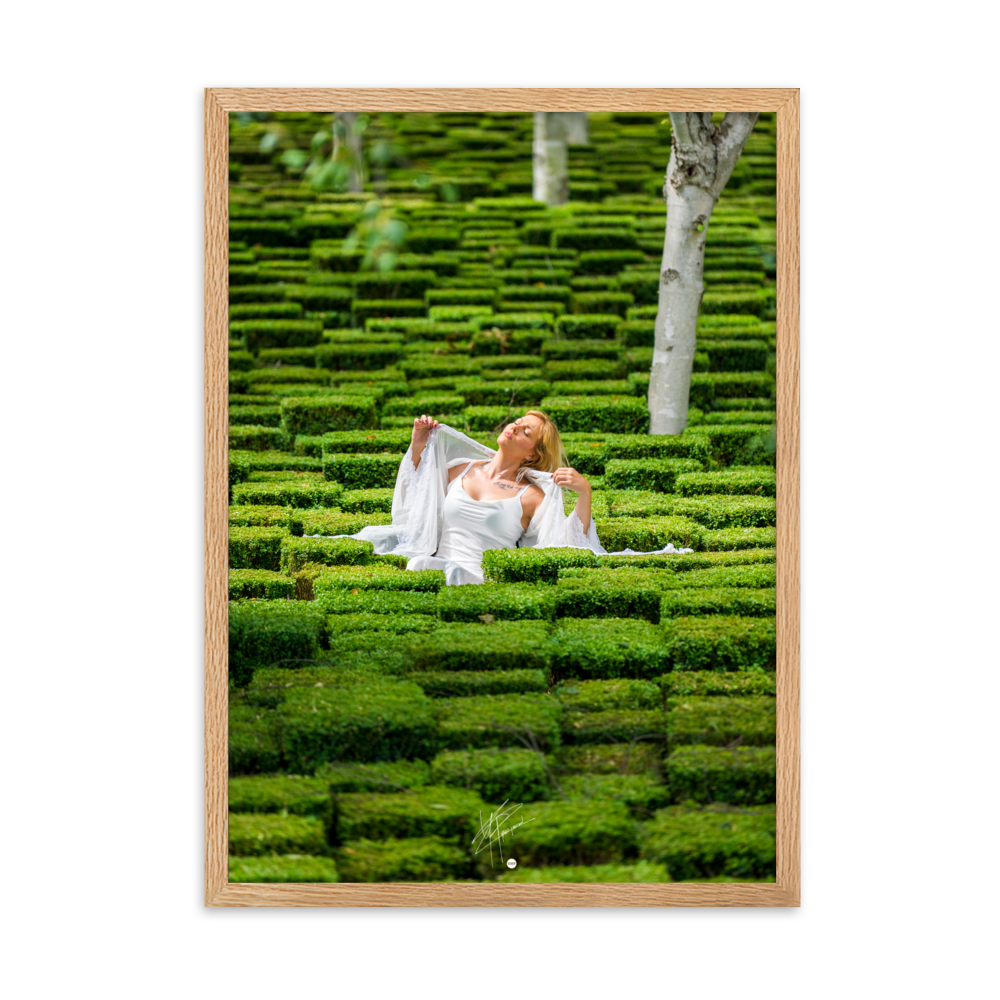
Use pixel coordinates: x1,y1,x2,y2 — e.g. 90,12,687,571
472,801,536,868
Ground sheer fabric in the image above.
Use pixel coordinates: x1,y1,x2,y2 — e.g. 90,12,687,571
307,423,695,584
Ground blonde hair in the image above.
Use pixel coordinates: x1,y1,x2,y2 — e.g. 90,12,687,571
516,410,567,479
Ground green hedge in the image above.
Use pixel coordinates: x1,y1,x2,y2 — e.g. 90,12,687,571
661,615,777,671
497,799,637,866
437,694,563,751
436,584,556,622
553,576,662,622
550,618,669,679
317,590,439,616
576,250,647,273
316,565,444,593
332,785,484,844
228,425,288,452
279,679,438,771
230,481,344,508
320,430,411,454
545,359,625,381
230,302,304,321
701,526,777,551
413,669,548,698
698,339,770,372
228,569,297,600
279,396,378,437
431,748,551,803
616,320,655,347
666,696,776,747
604,433,711,462
560,773,671,817
593,516,704,552
229,599,325,686
322,452,402,488
659,670,777,698
315,343,404,371
382,393,466,417
228,855,339,883
337,487,395,513
280,536,374,572
573,291,634,316
640,805,776,880
403,621,552,671
462,406,510,431
315,759,432,794
336,836,471,882
540,396,648,433
664,746,776,805
481,547,597,584
353,270,439,299
459,380,550,408
555,314,621,340
552,742,663,776
496,861,669,883
229,404,282,427
676,468,776,497
230,319,324,352
603,458,705,492
228,813,328,856
541,338,620,360
229,525,289,570
553,229,639,251
659,587,776,618
555,678,662,712
228,774,332,816
295,508,392,537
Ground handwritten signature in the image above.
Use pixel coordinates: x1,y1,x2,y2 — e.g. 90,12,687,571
472,801,536,868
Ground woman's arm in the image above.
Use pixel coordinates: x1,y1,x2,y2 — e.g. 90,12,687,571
410,415,439,470
552,467,592,528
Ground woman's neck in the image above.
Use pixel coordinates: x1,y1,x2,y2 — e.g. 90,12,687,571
481,448,522,482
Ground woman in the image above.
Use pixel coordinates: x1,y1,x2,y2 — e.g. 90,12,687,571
341,409,694,586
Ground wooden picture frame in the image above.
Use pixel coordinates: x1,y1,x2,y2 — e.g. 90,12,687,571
205,87,800,907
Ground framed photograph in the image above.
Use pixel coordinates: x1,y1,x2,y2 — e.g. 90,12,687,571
205,87,799,907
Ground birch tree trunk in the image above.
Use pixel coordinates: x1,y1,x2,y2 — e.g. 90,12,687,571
333,111,364,193
647,111,759,434
533,112,569,206
558,112,589,145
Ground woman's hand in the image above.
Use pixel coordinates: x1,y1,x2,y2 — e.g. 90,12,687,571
412,414,439,444
552,467,591,494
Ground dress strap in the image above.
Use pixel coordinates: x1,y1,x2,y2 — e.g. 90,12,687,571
459,460,478,480
515,481,531,497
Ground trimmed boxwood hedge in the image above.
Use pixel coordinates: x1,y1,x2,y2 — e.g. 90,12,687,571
322,452,403,488
639,805,776,880
315,342,403,371
230,319,324,352
317,590,440,616
555,314,622,339
279,396,378,437
436,584,557,623
496,861,669,883
296,508,392,537
403,621,552,672
437,694,563,751
228,813,328,857
592,515,704,552
659,670,777,698
279,536,375,572
228,855,340,883
550,618,669,679
331,785,484,844
676,468,776,497
320,430,411,454
554,678,663,713
229,525,290,570
337,487,395,513
540,396,648,433
603,458,706,493
481,546,597,584
336,836,471,882
666,696,776,747
553,576,663,623
229,599,325,686
230,481,344,508
661,615,777,671
228,568,297,600
410,669,548,698
664,745,776,805
315,565,444,593
430,748,551,803
228,425,288,452
228,774,332,816
701,526,777,551
659,587,776,619
229,404,282,427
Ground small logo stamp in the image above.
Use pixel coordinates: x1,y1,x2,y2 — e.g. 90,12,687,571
506,858,517,869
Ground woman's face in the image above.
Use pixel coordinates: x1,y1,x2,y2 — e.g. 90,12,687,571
498,414,542,463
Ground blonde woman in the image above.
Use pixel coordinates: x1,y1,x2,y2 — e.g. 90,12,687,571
343,410,693,586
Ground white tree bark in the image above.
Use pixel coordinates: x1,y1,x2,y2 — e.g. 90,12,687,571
533,112,569,206
333,111,364,193
647,111,759,434
557,112,589,145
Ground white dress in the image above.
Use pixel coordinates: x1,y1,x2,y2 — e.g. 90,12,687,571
406,460,534,586
306,424,696,586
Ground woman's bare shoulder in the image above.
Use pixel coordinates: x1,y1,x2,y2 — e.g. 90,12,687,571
447,459,479,482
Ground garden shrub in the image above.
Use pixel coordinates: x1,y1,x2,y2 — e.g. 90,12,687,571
229,349,256,372
295,508,392,537
382,393,466,417
676,565,777,589
331,785,484,845
325,614,438,639
315,565,443,593
228,425,288,452
352,270,438,299
425,288,497,307
560,773,671,817
640,804,776,880
664,745,776,805
437,694,563,751
555,314,621,339
575,250,646,273
541,339,620,360
337,488,395,513
279,679,438,771
617,271,659,304
553,379,632,397
230,302,303,321
280,536,375,573
336,836,471,882
666,696,776,747
659,587,776,619
315,759,432,794
228,775,332,816
549,618,669,679
436,584,556,623
229,504,290,528
315,342,403,370
230,481,344,508
497,799,638,867
496,861,669,883
661,615,777,671
698,339,769,372
230,319,324,352
279,395,378,437
228,813,328,856
553,576,662,622
658,670,777,698
228,569,297,600
228,855,339,883
573,291,634,316
676,468,776,497
318,590,440,616
463,406,511,431
553,229,639,251
539,396,648,433
228,705,283,775
701,289,772,317
229,404,282,427
603,458,706,492
228,526,289,570
229,451,252,489
459,380,550,408
229,599,325,686
322,452,403,489
320,430,411,454
554,678,662,713
616,320,655,347
480,546,597,584
431,748,551,803
403,621,551,672
561,710,668,745
701,527,777,551
592,516,704,552
410,670,548,699
545,359,625,381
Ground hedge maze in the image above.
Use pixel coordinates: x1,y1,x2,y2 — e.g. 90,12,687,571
227,111,779,884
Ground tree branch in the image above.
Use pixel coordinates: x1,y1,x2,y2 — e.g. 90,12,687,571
709,111,760,199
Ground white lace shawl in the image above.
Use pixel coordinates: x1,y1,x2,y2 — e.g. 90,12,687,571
350,424,693,559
